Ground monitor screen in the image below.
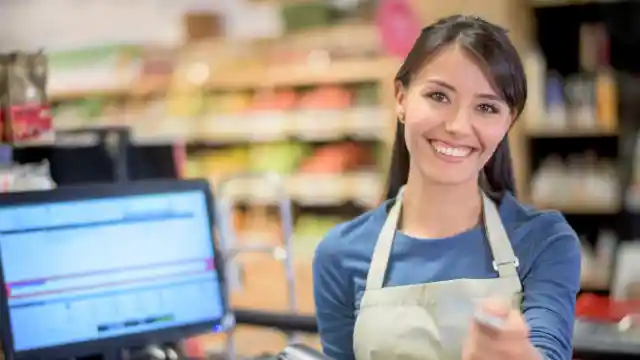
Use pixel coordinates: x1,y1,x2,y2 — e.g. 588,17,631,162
0,190,225,352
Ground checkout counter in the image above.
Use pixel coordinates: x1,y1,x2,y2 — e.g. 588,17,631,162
5,127,640,360
0,178,328,360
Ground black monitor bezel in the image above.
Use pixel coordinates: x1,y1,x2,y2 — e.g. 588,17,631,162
0,179,229,360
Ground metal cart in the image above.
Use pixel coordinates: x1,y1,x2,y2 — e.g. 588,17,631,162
215,172,299,359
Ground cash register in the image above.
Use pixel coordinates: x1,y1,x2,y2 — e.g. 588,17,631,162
0,179,328,360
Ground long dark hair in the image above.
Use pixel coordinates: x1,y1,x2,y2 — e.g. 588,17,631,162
386,15,527,200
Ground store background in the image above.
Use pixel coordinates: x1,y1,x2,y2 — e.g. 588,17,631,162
2,0,640,358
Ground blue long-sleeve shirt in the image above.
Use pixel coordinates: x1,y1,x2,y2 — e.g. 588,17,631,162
313,192,581,360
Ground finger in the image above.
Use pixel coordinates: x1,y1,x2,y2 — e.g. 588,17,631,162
479,297,511,318
474,308,529,341
502,309,529,337
463,326,501,360
473,298,510,336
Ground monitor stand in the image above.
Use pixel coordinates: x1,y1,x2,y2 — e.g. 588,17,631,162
120,343,185,360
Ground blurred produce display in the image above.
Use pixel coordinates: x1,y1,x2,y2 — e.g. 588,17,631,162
40,29,396,267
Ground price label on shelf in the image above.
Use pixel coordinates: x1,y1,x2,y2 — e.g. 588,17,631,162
138,116,192,142
346,107,390,140
349,172,384,208
248,111,289,142
222,178,278,204
289,173,348,205
202,114,248,142
293,110,346,141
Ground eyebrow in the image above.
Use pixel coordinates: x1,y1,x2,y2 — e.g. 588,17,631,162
427,79,503,102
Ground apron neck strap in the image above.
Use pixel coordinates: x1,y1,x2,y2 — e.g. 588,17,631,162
365,187,404,290
364,187,520,291
481,192,519,278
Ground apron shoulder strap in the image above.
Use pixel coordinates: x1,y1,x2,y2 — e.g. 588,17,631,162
365,192,403,290
481,193,521,288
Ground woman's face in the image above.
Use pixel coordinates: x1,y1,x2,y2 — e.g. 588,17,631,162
396,44,514,187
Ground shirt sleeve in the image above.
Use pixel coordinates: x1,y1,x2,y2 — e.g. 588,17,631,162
522,218,582,360
312,232,357,360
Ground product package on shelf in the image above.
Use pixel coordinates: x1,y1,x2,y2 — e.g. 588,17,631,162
530,153,620,212
135,47,178,95
0,160,56,192
47,45,142,96
294,85,352,141
246,89,298,142
150,44,212,142
199,93,250,141
1,51,54,144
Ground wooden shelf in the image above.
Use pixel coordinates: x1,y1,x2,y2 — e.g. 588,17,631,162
49,88,128,102
48,57,399,102
209,58,398,90
529,0,623,7
525,126,618,138
533,201,621,214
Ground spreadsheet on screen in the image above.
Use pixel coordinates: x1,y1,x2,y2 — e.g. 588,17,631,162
0,190,225,352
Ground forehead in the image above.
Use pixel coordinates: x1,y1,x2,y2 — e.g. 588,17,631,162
412,44,497,96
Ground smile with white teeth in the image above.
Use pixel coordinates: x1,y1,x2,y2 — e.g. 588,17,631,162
430,142,472,157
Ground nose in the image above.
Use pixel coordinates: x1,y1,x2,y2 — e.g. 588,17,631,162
444,107,473,134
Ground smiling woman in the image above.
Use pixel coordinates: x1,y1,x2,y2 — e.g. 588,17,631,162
313,15,580,360
388,16,526,201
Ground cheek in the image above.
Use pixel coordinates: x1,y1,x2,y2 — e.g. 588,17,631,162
402,103,441,144
475,121,510,156
405,100,441,128
403,119,428,153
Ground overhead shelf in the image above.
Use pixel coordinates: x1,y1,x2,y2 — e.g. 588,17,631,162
53,106,390,146
529,0,623,7
217,171,383,208
209,58,398,90
525,125,618,138
532,201,621,214
48,57,399,102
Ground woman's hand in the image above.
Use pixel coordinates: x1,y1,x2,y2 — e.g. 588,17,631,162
462,299,544,360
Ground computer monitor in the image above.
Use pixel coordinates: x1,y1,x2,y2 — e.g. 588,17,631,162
0,179,228,360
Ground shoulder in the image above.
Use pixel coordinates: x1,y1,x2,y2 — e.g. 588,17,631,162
499,193,580,275
501,192,578,243
314,200,389,264
312,201,390,303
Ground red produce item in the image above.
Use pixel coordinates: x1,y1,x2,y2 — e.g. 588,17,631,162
576,293,640,322
297,86,352,110
250,89,298,111
298,143,370,173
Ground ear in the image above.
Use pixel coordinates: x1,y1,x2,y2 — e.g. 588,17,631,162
394,80,406,118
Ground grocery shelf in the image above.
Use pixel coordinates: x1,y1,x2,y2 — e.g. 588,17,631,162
48,57,399,102
532,201,621,214
53,106,390,146
529,0,623,7
208,58,398,90
216,172,382,208
525,125,618,138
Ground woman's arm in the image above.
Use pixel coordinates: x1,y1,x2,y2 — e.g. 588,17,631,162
522,218,582,360
313,233,357,360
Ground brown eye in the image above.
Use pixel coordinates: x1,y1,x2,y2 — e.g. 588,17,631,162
477,103,499,114
428,92,449,103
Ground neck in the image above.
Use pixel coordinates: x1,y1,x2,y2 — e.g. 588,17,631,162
400,166,482,239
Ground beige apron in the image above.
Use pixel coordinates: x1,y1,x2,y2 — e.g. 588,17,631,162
353,188,522,360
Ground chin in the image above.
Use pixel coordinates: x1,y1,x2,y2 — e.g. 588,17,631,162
418,162,478,186
424,172,474,186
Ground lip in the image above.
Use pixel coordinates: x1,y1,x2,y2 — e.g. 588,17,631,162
428,139,476,163
429,139,477,149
